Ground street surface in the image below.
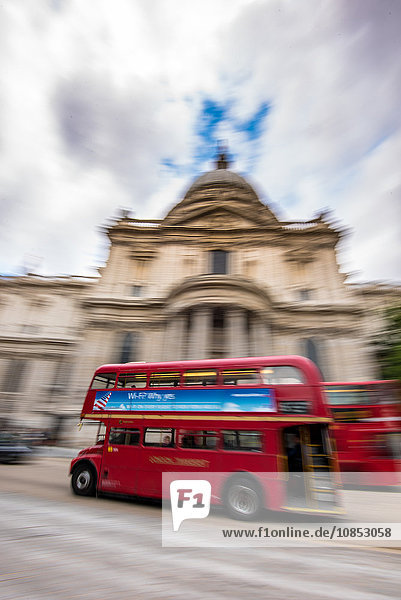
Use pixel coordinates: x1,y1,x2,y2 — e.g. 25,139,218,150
0,457,400,600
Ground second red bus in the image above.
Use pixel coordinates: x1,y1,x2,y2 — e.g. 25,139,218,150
324,380,401,486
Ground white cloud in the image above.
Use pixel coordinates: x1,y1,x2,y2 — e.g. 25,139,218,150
0,0,400,282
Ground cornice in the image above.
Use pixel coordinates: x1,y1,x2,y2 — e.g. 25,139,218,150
0,276,95,292
270,321,362,336
107,224,340,250
271,302,364,316
0,336,79,359
349,283,401,296
82,297,164,310
84,317,164,330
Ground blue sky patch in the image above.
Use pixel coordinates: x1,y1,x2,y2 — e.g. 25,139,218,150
238,102,270,142
192,97,271,172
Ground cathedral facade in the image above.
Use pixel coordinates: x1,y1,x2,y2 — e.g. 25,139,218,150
0,156,399,441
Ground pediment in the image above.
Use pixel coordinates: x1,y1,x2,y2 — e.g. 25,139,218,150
162,206,275,229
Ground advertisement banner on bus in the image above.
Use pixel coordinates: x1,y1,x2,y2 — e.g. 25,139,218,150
93,388,276,412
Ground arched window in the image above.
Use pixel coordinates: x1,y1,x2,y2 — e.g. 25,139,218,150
118,332,140,363
210,250,229,274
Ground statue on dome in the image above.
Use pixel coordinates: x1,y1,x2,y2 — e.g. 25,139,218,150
215,142,230,169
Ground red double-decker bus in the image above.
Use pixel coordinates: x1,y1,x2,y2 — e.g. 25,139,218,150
70,356,341,519
324,381,401,486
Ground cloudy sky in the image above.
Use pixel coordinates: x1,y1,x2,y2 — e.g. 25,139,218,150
1,0,400,283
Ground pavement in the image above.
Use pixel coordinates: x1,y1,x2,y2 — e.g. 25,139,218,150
1,457,401,600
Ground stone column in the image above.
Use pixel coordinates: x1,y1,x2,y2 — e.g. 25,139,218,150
249,314,261,356
261,322,273,356
186,307,210,359
162,313,186,360
322,337,335,381
248,316,273,357
227,308,248,357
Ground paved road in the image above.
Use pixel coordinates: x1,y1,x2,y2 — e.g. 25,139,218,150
0,457,400,600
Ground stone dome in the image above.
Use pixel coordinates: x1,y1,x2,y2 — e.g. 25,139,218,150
184,168,256,199
162,150,279,226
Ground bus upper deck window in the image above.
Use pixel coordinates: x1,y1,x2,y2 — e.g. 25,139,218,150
90,372,116,390
261,366,305,385
149,372,180,387
183,370,217,386
325,386,370,405
117,372,147,389
222,369,260,386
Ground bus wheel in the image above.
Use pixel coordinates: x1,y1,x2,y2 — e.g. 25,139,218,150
71,463,96,496
224,476,263,521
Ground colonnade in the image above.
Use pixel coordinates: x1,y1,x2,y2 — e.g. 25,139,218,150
163,306,271,360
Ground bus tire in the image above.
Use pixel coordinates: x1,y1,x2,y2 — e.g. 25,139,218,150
71,462,96,497
223,475,263,521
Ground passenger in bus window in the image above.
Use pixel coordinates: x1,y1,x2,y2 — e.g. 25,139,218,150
287,433,303,471
162,435,172,446
181,435,193,448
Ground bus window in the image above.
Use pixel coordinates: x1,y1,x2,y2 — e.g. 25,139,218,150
222,430,262,451
325,385,371,406
149,372,180,387
183,370,217,386
117,372,147,389
179,430,218,449
261,366,305,385
90,372,116,389
222,369,260,386
109,428,140,446
144,427,175,447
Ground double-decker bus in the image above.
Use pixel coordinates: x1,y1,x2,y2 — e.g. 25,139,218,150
70,356,341,519
324,381,401,486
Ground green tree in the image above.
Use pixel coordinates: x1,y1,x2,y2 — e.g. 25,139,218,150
375,305,401,381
